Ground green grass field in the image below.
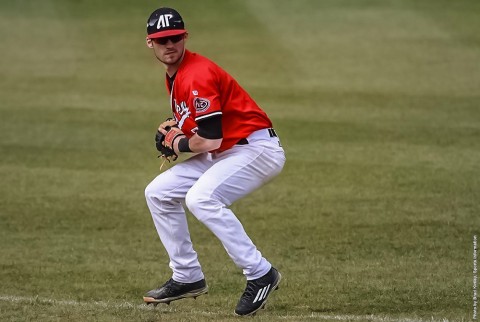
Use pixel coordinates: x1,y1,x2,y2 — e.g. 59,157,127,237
1,0,479,321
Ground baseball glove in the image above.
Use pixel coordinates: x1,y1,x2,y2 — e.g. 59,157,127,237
155,130,177,160
155,118,178,161
164,126,185,150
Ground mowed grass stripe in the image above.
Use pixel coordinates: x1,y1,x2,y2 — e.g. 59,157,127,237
0,294,444,322
243,0,480,95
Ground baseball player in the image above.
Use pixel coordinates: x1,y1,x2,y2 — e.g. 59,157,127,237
142,7,286,316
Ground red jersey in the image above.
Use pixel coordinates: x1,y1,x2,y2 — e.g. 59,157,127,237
166,50,272,152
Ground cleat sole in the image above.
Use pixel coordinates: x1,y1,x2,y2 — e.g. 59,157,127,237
143,286,209,306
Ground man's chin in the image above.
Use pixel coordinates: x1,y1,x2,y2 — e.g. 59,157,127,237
155,49,185,67
157,56,181,65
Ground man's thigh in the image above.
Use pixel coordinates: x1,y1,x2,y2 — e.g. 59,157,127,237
190,144,285,206
146,153,214,200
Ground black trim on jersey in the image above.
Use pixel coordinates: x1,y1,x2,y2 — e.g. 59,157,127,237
196,114,223,140
195,111,222,122
167,72,177,92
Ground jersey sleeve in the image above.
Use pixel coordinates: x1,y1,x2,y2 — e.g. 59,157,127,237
188,66,222,122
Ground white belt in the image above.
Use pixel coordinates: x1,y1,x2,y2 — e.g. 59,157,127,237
245,128,277,143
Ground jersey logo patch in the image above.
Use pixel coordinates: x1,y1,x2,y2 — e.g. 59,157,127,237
194,97,211,113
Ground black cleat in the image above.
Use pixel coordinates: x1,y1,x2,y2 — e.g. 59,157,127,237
143,278,208,305
235,267,282,316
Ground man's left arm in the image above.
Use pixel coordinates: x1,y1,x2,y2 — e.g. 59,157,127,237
164,115,223,154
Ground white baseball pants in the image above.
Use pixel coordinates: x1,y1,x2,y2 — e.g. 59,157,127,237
145,129,285,283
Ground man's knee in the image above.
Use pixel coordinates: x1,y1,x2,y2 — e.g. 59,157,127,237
185,190,222,222
145,180,159,201
145,180,180,212
185,190,203,215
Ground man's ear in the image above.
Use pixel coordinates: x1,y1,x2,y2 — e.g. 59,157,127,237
146,37,154,48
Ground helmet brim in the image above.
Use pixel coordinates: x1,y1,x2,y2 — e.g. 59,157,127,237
147,29,187,39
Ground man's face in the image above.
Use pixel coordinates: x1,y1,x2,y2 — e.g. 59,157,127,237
147,34,186,66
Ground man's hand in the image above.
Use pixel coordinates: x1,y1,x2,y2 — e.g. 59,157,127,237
158,118,177,134
164,127,185,150
155,130,177,160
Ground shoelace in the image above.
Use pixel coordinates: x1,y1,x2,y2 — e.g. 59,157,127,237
242,281,259,301
160,280,180,296
159,278,173,288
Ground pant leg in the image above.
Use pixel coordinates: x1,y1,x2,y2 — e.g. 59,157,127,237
145,153,213,283
185,139,285,280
